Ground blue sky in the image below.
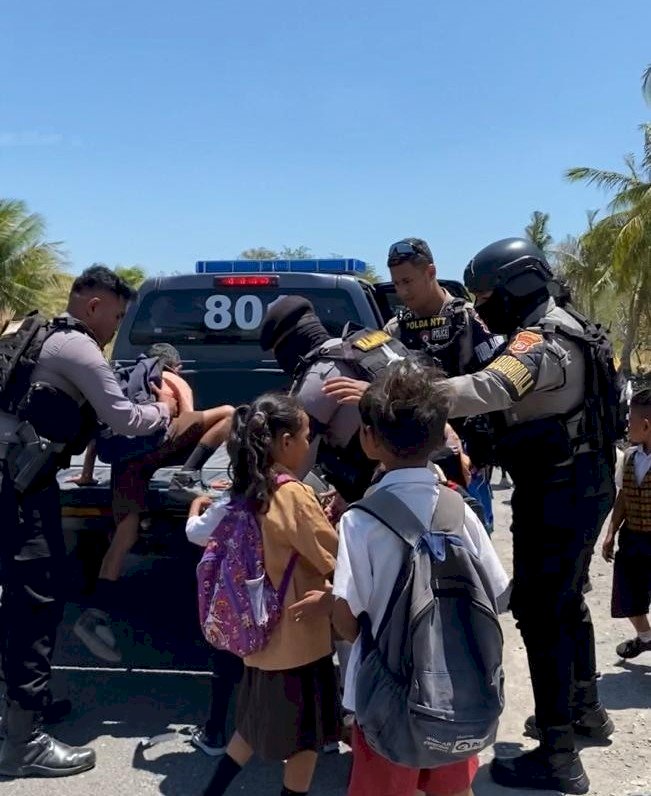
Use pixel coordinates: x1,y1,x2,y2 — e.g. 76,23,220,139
2,0,650,281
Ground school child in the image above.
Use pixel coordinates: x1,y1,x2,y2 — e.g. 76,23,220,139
602,387,651,659
185,491,244,756
332,359,509,796
202,393,340,796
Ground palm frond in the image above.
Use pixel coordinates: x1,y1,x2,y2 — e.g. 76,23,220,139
643,65,651,106
565,167,634,193
642,122,651,174
612,214,649,275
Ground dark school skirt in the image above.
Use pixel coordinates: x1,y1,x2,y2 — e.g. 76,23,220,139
236,655,341,761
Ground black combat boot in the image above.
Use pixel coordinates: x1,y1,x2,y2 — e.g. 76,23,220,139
523,703,615,742
490,746,589,794
0,700,95,778
491,725,589,795
0,697,72,740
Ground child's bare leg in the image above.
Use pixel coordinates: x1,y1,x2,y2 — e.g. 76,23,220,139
73,512,140,662
224,732,254,766
629,614,651,634
98,512,140,581
283,749,318,793
198,405,235,449
202,733,253,795
180,405,235,473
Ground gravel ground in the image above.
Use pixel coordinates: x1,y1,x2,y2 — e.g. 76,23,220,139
1,474,649,796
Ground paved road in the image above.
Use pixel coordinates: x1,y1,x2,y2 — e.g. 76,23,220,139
1,475,649,795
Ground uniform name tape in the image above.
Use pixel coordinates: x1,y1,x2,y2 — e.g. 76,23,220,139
486,355,534,398
403,316,449,331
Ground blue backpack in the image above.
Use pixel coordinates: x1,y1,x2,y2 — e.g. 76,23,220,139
95,355,167,464
352,485,504,768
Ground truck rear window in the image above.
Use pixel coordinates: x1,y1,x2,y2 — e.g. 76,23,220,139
128,287,360,347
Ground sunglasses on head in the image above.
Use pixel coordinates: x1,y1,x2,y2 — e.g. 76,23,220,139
388,241,429,261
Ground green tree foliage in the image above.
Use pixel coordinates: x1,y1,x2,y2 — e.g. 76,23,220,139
278,245,311,259
114,265,147,290
525,211,553,254
566,123,651,375
0,199,66,324
239,247,280,260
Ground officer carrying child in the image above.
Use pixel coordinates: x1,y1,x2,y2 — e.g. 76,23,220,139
0,265,176,779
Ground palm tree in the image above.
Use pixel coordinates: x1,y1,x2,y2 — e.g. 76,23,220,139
566,123,651,375
643,64,651,106
0,199,66,325
525,211,552,254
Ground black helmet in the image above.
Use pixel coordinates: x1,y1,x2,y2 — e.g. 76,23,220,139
464,238,553,298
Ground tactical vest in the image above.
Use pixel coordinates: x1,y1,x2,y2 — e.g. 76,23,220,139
291,323,410,392
397,299,468,376
622,452,651,533
0,313,98,488
291,324,410,502
496,307,624,479
539,306,627,467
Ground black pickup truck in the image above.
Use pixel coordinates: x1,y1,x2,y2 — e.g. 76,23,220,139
58,259,465,528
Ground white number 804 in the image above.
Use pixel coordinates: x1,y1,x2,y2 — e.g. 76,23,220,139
204,294,265,331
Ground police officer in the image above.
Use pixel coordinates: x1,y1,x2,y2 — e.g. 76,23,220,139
385,237,505,527
0,266,175,778
260,296,406,504
447,238,616,794
384,237,504,376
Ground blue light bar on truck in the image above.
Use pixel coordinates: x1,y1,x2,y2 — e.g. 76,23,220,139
195,259,367,275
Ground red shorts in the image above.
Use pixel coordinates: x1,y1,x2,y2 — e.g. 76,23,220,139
348,724,479,796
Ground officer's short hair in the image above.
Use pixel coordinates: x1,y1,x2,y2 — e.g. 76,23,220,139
359,356,450,458
631,387,651,414
387,237,433,269
71,265,135,303
148,343,182,370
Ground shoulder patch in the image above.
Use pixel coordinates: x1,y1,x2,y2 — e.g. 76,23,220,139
508,331,544,355
352,330,392,352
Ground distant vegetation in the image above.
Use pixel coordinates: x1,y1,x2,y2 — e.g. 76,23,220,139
2,67,648,372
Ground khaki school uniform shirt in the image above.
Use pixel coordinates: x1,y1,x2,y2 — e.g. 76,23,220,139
245,478,338,671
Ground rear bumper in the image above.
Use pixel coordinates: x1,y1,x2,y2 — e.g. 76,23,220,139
58,463,229,524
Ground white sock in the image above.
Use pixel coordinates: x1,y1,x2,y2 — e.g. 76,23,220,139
638,629,651,643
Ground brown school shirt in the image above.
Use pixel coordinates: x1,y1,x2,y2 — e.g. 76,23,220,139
244,478,338,671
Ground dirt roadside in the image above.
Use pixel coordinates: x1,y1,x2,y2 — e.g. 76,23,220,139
481,482,650,796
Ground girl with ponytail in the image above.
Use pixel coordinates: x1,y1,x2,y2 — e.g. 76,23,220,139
203,393,340,796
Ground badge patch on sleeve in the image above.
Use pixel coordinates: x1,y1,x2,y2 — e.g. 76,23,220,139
486,355,535,399
508,331,544,355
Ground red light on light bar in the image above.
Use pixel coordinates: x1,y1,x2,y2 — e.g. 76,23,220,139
214,276,279,287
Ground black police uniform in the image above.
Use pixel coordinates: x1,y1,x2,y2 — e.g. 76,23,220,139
384,291,503,377
385,290,505,471
0,314,169,778
449,238,618,795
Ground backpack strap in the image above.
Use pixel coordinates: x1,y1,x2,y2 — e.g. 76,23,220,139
274,470,299,602
430,484,466,535
351,488,426,548
351,483,466,548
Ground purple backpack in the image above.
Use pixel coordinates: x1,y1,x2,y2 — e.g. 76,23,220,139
197,473,298,658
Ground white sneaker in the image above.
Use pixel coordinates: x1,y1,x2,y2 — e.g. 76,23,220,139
73,608,122,663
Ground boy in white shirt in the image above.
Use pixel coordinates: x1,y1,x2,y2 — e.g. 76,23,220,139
333,359,509,796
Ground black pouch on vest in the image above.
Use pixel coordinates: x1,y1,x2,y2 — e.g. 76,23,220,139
497,417,573,477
